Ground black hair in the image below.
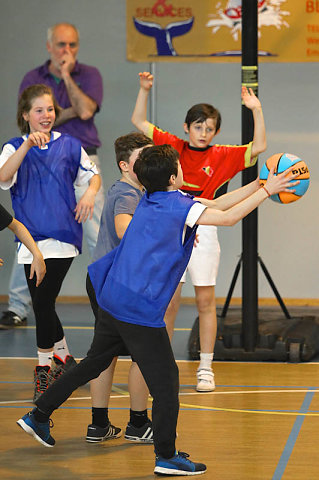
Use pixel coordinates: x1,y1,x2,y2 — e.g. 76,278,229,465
114,132,154,171
133,144,179,193
184,103,221,132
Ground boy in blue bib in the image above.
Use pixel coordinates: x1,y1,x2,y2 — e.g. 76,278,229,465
16,144,297,476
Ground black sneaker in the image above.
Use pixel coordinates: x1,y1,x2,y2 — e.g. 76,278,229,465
33,365,54,403
86,423,122,443
125,420,153,443
52,354,77,380
0,310,27,329
154,451,207,476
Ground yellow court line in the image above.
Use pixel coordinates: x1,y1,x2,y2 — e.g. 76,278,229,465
179,402,319,417
111,385,130,395
3,388,319,408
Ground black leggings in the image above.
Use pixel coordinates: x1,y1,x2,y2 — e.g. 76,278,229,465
86,272,99,325
25,257,73,349
36,307,179,458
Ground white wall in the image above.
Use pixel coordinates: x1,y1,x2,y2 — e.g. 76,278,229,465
0,0,318,301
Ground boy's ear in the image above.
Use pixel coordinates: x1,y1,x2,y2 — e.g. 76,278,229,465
214,128,220,136
22,112,29,122
183,122,189,134
169,174,176,186
118,160,129,172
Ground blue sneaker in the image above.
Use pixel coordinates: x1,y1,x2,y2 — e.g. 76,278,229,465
17,409,55,447
154,451,206,476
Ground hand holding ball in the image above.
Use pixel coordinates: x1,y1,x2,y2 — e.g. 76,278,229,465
259,153,309,203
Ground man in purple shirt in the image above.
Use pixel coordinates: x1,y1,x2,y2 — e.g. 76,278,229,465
0,23,105,329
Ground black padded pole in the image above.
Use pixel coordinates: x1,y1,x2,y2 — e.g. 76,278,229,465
241,0,259,351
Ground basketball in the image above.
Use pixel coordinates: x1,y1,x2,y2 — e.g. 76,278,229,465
259,153,310,203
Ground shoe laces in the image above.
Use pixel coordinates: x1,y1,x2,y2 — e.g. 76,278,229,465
177,451,190,461
35,368,52,393
53,365,64,380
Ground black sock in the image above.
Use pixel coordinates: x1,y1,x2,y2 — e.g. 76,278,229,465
34,408,50,423
130,409,148,428
92,407,109,428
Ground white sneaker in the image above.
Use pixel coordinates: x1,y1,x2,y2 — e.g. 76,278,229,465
196,367,215,392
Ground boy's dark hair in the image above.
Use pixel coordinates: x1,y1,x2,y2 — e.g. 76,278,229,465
17,84,60,134
134,144,179,193
184,103,221,132
114,132,154,171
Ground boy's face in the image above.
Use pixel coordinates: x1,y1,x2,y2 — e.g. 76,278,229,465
185,118,218,149
174,161,184,189
122,145,152,185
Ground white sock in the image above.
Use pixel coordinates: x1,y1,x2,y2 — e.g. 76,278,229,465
38,350,53,367
199,352,214,371
54,337,70,362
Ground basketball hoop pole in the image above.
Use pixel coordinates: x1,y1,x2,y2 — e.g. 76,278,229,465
241,0,259,351
187,3,317,363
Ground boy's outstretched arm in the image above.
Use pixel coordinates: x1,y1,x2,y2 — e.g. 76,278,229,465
8,218,46,286
197,167,298,227
131,72,154,136
241,87,267,158
197,177,261,211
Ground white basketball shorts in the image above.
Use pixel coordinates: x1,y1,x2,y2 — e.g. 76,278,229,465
180,225,221,286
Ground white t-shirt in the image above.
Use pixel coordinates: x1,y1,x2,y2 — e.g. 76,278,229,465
172,190,207,240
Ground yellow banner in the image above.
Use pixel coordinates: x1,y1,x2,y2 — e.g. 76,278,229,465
126,0,319,62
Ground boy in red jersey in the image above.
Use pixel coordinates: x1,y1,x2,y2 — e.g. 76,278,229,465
131,72,267,392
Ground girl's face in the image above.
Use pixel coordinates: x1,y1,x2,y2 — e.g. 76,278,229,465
23,94,56,134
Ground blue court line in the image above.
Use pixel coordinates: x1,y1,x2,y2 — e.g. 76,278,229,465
272,389,315,480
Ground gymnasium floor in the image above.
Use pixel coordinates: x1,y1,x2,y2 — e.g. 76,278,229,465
1,302,319,479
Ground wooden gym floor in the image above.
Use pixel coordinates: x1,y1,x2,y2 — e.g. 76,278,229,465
1,302,319,479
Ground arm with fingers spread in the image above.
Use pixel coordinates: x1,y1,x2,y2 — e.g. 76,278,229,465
131,72,154,136
197,168,299,227
197,178,261,211
241,87,267,159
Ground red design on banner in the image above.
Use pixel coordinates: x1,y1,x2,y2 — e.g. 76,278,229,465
136,0,192,19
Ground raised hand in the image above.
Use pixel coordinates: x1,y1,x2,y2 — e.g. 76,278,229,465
139,71,154,91
241,86,261,111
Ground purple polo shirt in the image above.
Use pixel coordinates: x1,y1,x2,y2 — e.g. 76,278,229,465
19,60,103,149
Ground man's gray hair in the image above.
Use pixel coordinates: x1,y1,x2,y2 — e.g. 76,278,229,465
47,23,80,44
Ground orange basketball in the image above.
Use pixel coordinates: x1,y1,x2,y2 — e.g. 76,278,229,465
259,153,310,203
